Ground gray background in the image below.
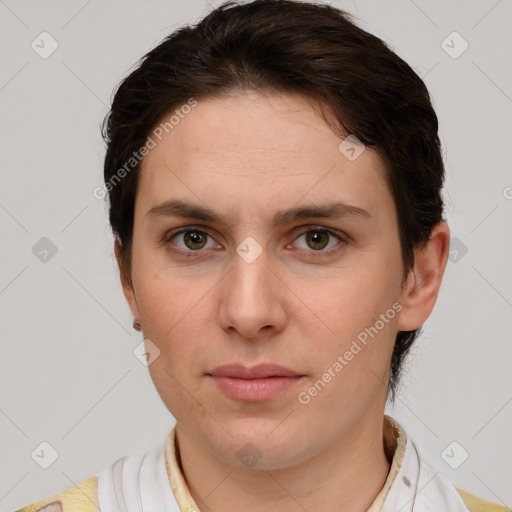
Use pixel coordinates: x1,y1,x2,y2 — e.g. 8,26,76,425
1,0,511,510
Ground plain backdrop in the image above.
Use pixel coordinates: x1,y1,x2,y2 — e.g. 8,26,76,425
1,0,511,510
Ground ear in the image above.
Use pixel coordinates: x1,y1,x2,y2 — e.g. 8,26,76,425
114,236,140,322
397,220,450,331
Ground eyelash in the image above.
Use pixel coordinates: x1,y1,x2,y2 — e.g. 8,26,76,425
163,225,346,258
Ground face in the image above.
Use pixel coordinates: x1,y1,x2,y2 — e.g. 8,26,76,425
118,91,434,469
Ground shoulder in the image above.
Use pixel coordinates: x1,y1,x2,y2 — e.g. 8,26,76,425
454,484,511,512
13,475,98,512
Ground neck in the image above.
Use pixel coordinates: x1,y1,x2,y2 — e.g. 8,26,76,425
174,409,393,512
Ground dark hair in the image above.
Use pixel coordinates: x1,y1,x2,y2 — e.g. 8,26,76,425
101,0,445,402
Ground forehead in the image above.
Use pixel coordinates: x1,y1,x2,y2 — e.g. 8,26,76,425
136,92,393,224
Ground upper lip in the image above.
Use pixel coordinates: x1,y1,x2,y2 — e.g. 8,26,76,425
208,363,303,379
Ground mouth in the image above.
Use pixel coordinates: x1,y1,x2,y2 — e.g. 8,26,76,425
206,363,306,402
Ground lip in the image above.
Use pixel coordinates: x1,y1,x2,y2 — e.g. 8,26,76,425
209,363,302,379
207,363,305,402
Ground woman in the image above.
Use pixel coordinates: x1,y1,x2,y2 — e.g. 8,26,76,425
14,1,508,511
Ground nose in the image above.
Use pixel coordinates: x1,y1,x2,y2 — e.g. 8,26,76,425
218,246,287,341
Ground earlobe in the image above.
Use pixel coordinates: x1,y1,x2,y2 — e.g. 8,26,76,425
396,221,451,332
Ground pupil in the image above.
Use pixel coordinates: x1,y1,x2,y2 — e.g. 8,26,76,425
308,231,328,250
186,231,205,250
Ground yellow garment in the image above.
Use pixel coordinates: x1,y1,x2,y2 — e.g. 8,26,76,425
14,475,98,512
14,416,510,512
455,486,511,512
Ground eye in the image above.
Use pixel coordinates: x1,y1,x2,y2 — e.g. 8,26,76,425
291,227,345,256
164,227,219,254
163,225,346,258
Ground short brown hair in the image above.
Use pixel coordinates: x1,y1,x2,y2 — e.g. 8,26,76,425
101,0,445,402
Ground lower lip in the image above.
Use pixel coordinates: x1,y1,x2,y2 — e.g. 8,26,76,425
209,375,304,402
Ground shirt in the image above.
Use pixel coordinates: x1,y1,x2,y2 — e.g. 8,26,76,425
13,415,510,512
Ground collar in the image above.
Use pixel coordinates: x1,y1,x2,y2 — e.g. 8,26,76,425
367,414,408,511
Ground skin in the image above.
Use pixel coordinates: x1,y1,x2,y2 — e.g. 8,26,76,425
115,91,450,512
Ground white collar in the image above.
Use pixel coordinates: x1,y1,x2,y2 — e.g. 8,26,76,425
381,430,469,512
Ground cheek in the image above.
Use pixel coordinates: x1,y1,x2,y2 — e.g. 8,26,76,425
133,266,213,377
299,262,395,336
294,255,401,387
140,288,207,415
298,299,397,420
132,247,197,330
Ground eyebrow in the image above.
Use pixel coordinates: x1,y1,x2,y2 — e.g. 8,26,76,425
145,199,371,226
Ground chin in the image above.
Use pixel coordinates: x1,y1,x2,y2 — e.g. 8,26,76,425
208,417,312,470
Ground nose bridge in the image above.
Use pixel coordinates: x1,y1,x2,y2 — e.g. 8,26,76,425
219,237,284,338
231,239,274,305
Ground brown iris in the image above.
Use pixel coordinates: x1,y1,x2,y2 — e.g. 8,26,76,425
183,230,207,250
305,230,330,250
